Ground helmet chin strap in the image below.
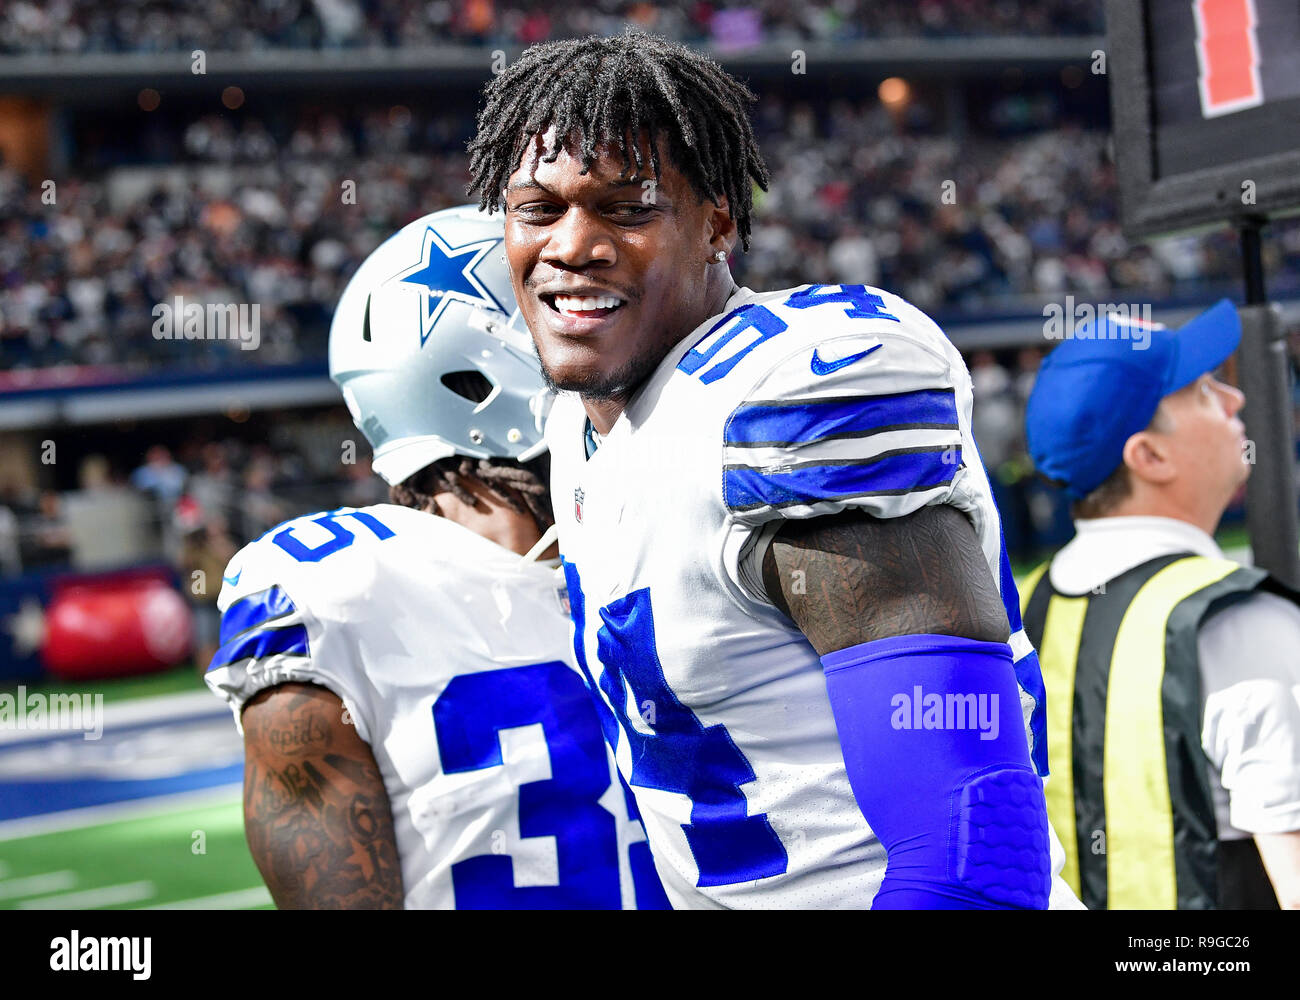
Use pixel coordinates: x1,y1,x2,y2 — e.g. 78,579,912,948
520,522,559,564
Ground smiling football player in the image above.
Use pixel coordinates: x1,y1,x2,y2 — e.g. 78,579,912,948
467,29,1083,909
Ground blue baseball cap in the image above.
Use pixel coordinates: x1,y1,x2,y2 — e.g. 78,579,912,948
1025,298,1241,499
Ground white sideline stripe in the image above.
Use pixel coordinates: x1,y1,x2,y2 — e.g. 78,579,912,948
0,870,78,900
147,886,272,910
18,880,155,909
0,783,242,842
0,689,227,746
94,690,224,728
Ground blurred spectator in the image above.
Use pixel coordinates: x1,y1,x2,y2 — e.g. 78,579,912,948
78,454,116,491
341,456,389,508
178,510,239,670
26,490,73,569
969,350,1019,474
187,443,237,530
970,350,1035,558
0,504,19,575
828,224,879,287
240,452,289,539
131,444,187,507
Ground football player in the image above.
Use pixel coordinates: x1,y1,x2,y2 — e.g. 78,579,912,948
467,31,1083,908
205,206,667,909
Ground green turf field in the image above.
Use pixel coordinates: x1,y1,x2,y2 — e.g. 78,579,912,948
0,659,270,910
0,794,269,910
6,659,211,705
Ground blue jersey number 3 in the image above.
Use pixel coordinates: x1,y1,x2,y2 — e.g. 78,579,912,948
433,661,668,909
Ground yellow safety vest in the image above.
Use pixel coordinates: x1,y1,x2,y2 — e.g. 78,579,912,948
1021,551,1288,909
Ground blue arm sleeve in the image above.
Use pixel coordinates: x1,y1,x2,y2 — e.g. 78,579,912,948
821,633,1051,910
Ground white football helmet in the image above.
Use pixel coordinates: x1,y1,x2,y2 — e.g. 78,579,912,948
329,205,549,486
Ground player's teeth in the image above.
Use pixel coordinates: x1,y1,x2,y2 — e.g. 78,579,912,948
555,294,620,312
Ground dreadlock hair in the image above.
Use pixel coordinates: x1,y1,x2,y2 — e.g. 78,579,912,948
466,28,771,252
389,452,554,533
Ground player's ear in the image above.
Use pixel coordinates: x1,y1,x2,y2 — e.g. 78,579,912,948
706,194,738,257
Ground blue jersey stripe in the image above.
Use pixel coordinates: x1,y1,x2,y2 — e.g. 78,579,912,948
219,585,297,645
725,389,958,448
1014,647,1050,778
208,622,309,673
998,536,1025,635
724,447,958,512
986,502,1049,778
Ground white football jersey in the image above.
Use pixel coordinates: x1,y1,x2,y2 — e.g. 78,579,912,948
550,284,1069,909
204,503,668,909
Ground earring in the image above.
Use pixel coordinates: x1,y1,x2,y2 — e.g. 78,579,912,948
713,250,726,262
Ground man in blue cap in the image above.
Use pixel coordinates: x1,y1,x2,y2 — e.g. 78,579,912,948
1021,298,1300,909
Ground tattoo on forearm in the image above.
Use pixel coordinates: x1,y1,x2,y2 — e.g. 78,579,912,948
242,683,404,909
761,504,1010,656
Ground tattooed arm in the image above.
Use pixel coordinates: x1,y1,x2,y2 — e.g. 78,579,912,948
240,682,404,909
760,503,1009,653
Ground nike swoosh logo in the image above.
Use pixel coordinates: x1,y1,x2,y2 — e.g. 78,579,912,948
810,343,881,376
222,569,242,586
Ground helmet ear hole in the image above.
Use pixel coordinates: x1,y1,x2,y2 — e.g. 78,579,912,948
441,370,494,403
362,294,373,342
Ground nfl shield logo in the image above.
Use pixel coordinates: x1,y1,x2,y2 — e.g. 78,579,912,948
574,487,584,524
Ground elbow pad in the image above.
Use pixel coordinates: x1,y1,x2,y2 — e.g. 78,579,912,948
822,633,1051,909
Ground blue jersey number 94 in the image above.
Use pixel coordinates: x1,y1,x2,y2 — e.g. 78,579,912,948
677,284,899,385
564,562,789,887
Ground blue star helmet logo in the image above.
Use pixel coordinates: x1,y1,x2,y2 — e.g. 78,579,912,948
392,224,509,347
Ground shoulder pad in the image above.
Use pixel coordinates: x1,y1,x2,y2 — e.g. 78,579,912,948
717,288,965,525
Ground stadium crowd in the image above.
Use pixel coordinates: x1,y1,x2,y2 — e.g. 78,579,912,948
5,320,1265,591
0,0,1105,55
0,427,387,656
4,96,1298,374
0,431,385,567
